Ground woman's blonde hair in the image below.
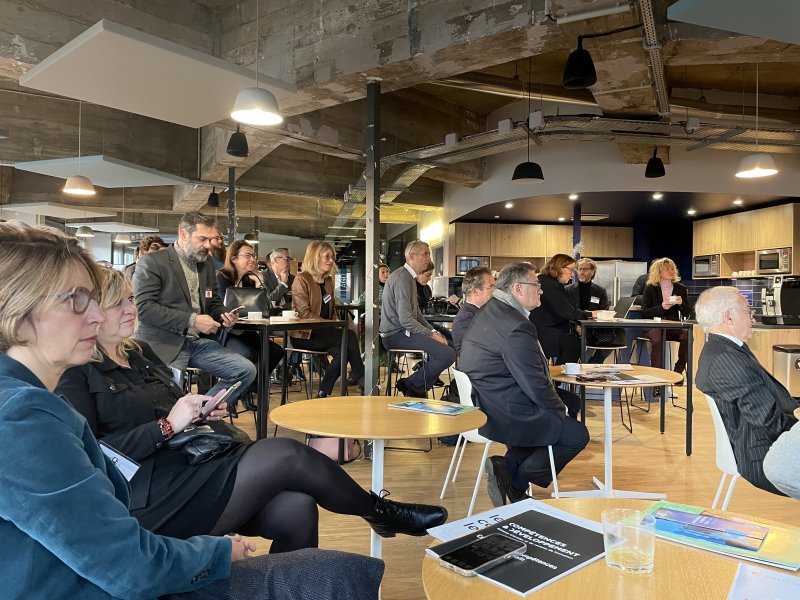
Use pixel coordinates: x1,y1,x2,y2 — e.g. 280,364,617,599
0,221,101,353
301,240,337,278
646,257,681,286
93,267,140,361
540,253,576,280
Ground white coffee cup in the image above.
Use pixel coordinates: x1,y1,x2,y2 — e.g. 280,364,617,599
668,295,678,304
563,363,581,375
282,310,298,319
247,311,262,320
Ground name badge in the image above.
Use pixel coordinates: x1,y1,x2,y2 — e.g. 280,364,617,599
322,293,332,304
205,288,213,299
590,296,600,304
99,441,140,482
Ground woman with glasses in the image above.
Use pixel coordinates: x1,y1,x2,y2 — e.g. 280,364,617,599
0,221,390,599
640,257,692,380
529,253,594,365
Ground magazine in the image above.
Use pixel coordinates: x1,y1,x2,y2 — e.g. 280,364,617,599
388,399,478,416
427,504,605,596
645,501,800,570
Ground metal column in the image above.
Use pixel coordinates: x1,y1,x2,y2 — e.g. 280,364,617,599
364,79,382,396
226,166,236,244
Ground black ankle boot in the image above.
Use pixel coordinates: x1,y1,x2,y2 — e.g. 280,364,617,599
362,490,447,538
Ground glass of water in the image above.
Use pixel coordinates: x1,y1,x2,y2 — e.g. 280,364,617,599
602,509,656,574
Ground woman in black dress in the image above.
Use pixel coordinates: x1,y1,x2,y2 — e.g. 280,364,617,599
56,268,447,551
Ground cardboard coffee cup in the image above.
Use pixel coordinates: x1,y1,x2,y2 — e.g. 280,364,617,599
282,310,298,319
247,311,262,320
563,363,581,375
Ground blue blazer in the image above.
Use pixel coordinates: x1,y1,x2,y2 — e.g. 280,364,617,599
0,355,229,600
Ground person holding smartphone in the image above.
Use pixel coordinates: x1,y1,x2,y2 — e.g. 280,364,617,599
57,266,447,553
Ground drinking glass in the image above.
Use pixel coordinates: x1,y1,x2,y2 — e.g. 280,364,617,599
602,509,656,574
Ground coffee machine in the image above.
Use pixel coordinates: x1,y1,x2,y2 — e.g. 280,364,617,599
761,276,800,324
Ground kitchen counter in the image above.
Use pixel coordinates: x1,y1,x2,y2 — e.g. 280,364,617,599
692,323,800,374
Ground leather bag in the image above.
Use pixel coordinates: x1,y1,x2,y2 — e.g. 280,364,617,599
224,285,271,316
307,436,357,463
166,425,234,465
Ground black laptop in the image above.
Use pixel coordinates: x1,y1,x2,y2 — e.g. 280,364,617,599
613,296,636,319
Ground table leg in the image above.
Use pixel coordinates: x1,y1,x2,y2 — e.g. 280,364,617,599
340,323,348,396
370,438,385,558
660,333,668,433
257,327,269,440
686,326,694,456
580,328,587,424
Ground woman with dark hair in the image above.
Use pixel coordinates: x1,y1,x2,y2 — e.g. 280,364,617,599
529,253,594,364
291,241,365,397
0,221,388,599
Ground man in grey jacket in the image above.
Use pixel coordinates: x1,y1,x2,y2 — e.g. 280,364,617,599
380,240,455,397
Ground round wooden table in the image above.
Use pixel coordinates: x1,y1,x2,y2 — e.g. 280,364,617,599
270,395,486,558
550,365,683,499
422,498,764,600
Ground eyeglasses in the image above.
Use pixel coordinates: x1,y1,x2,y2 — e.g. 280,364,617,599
275,256,293,262
517,281,542,289
53,287,101,314
235,253,256,260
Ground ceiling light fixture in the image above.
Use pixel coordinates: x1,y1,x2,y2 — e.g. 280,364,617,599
226,125,249,157
733,198,743,206
494,215,500,219
687,209,697,216
568,193,579,201
231,0,283,126
736,64,778,179
558,217,566,222
563,24,643,89
63,100,96,196
505,202,514,208
75,225,95,238
243,232,259,244
652,192,663,200
207,187,220,208
512,57,544,183
645,146,665,178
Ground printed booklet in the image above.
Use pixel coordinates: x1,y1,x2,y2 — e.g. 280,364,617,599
388,399,478,416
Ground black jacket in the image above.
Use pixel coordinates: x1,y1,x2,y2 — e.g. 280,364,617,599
564,280,610,311
452,302,480,355
640,281,691,320
261,268,295,310
529,274,590,357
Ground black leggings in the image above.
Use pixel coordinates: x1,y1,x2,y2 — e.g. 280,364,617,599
210,438,374,553
289,329,364,395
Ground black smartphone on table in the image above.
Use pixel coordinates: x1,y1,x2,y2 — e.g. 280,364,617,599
438,533,526,577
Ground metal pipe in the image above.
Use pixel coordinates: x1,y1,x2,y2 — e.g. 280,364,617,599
554,3,631,25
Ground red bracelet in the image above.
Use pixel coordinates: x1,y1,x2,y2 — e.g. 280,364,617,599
157,418,175,441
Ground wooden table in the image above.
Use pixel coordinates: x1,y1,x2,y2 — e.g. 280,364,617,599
578,318,695,455
234,317,348,439
269,395,486,558
423,498,768,600
551,365,683,499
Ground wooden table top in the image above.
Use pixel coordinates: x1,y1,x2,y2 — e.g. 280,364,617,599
269,395,486,440
550,364,684,388
422,498,774,600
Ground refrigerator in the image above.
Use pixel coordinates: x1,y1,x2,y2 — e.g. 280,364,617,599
592,260,648,305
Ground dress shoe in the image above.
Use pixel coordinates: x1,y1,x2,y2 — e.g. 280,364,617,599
241,394,257,412
396,377,426,398
362,490,448,538
485,456,506,507
317,391,328,398
226,404,239,418
292,366,307,382
433,378,445,388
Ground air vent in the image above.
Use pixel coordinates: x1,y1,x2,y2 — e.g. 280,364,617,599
571,213,609,222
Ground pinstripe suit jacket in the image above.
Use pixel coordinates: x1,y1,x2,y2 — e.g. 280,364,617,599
696,333,799,494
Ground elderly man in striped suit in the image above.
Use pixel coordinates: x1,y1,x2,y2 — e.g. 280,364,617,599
695,286,799,495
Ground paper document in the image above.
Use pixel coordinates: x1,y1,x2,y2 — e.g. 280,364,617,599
580,364,634,372
727,563,800,600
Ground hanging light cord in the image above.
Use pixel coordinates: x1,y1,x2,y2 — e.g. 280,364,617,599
755,63,759,150
255,0,260,89
77,101,82,173
526,56,532,161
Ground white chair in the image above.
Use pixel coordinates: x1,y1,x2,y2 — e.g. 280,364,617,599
440,369,559,516
704,394,741,510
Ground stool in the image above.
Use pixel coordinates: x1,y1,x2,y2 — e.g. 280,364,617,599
629,337,683,411
283,348,329,399
586,345,633,432
385,348,430,398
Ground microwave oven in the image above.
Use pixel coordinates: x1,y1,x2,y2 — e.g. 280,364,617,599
455,256,490,276
692,254,720,278
757,247,792,275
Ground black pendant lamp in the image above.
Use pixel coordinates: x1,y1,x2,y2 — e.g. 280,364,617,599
226,125,249,157
512,57,544,183
207,187,220,207
645,147,665,178
563,36,597,89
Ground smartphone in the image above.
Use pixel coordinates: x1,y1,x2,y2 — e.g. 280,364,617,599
576,374,608,383
438,534,526,577
198,381,242,420
229,305,247,316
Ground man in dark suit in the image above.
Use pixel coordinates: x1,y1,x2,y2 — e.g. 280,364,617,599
565,257,614,363
695,286,799,495
133,211,256,405
262,247,295,311
451,266,495,355
459,262,589,506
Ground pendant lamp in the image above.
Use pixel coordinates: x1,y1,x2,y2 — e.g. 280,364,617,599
736,64,778,178
208,187,220,208
63,101,96,196
645,146,665,178
512,57,544,183
114,188,131,244
75,225,95,238
226,125,249,157
231,0,283,126
562,37,596,89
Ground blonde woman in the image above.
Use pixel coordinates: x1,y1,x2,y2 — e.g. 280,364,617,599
291,241,365,397
640,257,691,377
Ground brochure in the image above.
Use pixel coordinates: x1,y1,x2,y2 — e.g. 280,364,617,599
645,501,800,570
727,563,800,600
388,399,478,416
427,503,605,596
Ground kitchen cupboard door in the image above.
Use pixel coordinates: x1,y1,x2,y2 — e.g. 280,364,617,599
454,223,492,255
491,224,547,256
693,218,722,256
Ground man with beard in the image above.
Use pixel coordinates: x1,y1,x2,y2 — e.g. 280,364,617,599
134,211,256,403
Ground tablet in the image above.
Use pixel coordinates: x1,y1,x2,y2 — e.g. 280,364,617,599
198,381,242,419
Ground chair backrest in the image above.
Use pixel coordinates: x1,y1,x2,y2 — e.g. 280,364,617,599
704,394,739,476
451,369,475,408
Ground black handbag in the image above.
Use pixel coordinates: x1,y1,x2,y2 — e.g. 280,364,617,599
587,327,627,348
224,285,271,316
165,425,234,465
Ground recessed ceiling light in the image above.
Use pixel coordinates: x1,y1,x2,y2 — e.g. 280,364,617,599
505,202,514,209
687,208,697,216
558,217,566,222
494,215,500,219
652,192,663,200
733,198,743,206
568,194,579,201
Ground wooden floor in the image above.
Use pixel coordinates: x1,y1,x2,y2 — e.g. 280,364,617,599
232,378,800,600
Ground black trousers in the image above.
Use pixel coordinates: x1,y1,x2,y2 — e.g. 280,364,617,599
289,328,364,395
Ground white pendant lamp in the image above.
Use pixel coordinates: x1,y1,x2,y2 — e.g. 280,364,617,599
75,225,95,238
113,233,132,245
736,64,778,179
63,100,96,196
231,0,283,127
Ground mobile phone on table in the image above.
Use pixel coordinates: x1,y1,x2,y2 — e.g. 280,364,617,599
438,533,526,577
198,381,242,420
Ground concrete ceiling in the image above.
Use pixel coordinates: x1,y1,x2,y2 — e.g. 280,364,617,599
1,0,800,245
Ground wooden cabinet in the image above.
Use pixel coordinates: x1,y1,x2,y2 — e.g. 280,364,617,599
491,224,547,256
545,225,573,256
453,223,492,255
693,218,722,256
752,203,794,249
581,226,634,258
695,204,798,255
